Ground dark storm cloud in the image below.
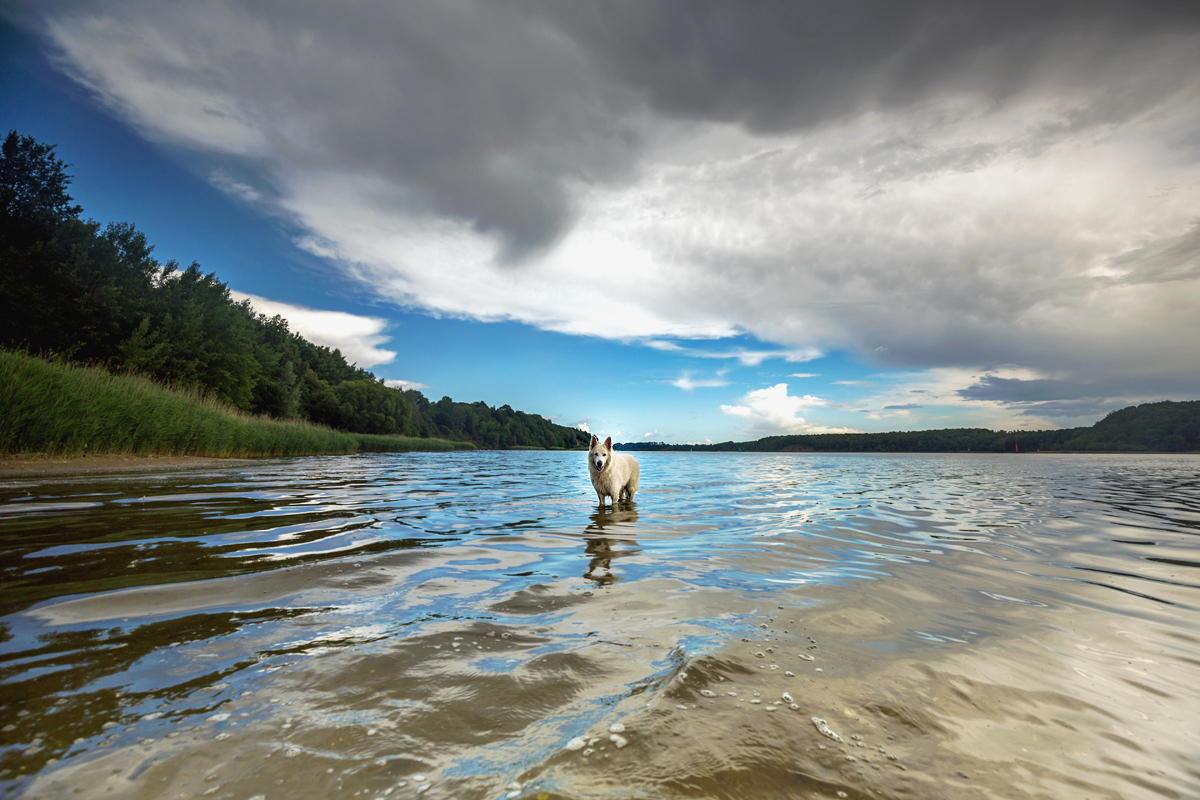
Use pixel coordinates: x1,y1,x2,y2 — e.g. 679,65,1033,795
22,0,1200,257
534,0,1200,131
1011,399,1128,419
1114,223,1200,285
21,0,649,258
959,375,1096,403
961,384,1105,420
956,375,1200,420
278,1,647,259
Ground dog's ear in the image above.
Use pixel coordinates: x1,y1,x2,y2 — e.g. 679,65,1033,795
604,436,612,449
590,434,598,448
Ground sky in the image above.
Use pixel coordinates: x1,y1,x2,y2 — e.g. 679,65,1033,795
3,1,1199,444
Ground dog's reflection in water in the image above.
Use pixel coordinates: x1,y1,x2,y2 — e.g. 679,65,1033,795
583,502,640,585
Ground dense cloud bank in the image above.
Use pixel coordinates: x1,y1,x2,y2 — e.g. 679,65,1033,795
10,0,1200,423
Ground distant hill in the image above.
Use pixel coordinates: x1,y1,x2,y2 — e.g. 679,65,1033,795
619,400,1200,453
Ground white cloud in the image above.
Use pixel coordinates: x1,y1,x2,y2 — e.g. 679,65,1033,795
230,291,396,368
576,421,591,434
710,348,823,367
45,11,268,156
719,383,855,436
833,381,876,386
669,372,730,391
383,379,429,391
649,343,822,365
790,373,820,378
282,172,738,341
35,1,1200,404
644,430,658,439
209,170,262,204
864,408,914,421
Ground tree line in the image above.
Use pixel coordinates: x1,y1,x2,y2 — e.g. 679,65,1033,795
0,131,589,450
621,401,1200,453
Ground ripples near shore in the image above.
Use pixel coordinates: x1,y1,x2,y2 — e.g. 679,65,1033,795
1,452,1198,799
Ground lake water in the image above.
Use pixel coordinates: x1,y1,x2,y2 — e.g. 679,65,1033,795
1,451,1198,799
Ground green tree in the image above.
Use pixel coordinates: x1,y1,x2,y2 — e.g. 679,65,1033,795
118,263,261,410
1,130,83,241
329,379,412,435
1,217,159,360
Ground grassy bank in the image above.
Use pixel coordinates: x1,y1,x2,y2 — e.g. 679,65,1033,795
0,350,468,457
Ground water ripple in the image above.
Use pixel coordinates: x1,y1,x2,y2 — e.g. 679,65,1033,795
2,451,1198,799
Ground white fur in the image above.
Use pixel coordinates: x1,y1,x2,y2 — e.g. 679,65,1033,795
588,435,640,506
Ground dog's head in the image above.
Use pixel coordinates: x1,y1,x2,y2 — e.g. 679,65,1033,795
589,435,613,473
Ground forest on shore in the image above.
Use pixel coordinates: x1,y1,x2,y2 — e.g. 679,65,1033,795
0,131,588,451
619,400,1200,453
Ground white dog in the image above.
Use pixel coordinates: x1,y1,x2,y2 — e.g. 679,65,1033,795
588,435,640,506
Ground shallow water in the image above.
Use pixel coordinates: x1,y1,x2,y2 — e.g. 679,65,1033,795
1,452,1198,799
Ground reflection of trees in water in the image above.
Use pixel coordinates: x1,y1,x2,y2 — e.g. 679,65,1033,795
582,502,640,586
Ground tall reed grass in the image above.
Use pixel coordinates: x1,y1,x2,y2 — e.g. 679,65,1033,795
0,350,469,457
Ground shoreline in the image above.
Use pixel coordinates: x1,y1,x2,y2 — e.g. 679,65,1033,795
0,454,258,477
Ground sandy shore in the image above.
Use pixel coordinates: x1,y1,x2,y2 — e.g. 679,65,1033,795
0,454,256,477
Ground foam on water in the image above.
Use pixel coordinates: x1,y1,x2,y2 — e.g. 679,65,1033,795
811,717,844,742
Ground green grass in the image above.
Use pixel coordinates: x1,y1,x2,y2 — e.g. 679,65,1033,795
0,350,469,457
